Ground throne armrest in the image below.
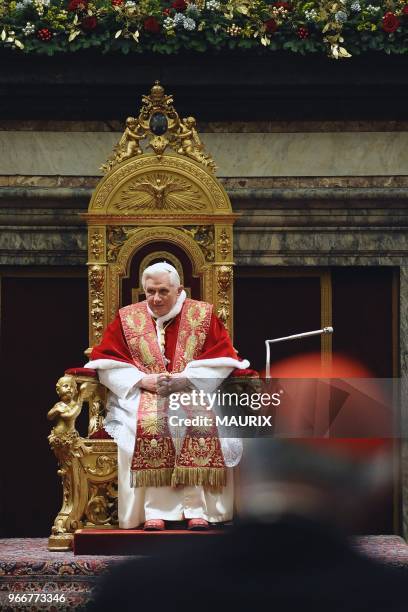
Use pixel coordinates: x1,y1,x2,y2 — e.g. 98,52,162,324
231,367,259,378
65,367,97,378
64,367,112,439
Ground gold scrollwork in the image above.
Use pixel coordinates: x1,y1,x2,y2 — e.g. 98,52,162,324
84,440,117,453
89,265,105,343
216,265,232,326
218,229,231,261
101,82,215,174
90,231,104,260
87,383,106,437
107,226,139,263
180,226,214,262
86,494,110,524
85,481,118,525
86,455,118,477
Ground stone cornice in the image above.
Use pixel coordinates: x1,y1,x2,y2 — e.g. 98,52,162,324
1,186,408,206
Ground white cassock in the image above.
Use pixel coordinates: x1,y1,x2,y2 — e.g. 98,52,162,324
85,292,250,528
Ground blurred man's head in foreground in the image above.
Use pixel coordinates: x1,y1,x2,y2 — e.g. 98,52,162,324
239,438,393,532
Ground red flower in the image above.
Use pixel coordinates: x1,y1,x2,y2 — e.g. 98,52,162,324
171,0,187,11
264,18,278,33
67,0,88,11
297,26,309,39
163,7,171,15
37,28,53,41
382,12,400,32
402,5,408,16
81,16,98,30
112,0,124,5
144,17,161,33
271,2,292,10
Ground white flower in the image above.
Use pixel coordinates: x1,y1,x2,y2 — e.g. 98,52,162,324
350,1,361,11
271,5,289,18
183,16,196,30
173,12,186,26
227,23,241,36
22,21,35,35
15,0,32,8
125,1,137,6
186,3,200,18
163,16,174,29
304,8,318,21
335,10,347,23
32,0,49,14
366,4,380,14
206,0,220,10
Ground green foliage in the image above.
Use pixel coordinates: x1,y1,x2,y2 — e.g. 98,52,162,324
1,0,408,58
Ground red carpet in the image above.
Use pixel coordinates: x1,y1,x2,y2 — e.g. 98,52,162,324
1,536,408,610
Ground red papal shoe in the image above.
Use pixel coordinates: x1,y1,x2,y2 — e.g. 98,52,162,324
187,518,209,531
143,519,166,531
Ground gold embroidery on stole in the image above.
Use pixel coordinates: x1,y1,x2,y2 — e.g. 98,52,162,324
119,299,226,488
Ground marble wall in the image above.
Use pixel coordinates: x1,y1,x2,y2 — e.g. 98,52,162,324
1,130,408,177
1,120,408,536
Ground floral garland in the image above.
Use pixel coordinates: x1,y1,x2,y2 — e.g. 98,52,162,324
1,0,408,59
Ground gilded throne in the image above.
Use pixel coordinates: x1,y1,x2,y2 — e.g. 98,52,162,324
47,83,238,551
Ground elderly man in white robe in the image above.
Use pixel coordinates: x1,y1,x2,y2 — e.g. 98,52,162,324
85,262,250,531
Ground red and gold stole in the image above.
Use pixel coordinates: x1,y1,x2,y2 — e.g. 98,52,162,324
120,298,227,488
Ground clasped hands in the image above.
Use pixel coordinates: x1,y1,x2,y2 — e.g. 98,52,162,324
139,373,191,396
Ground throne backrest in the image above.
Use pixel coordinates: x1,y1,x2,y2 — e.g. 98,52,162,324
48,83,240,551
85,82,237,351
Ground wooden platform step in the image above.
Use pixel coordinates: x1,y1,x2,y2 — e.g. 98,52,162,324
74,528,225,555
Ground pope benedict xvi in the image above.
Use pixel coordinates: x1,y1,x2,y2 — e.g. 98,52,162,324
85,261,250,530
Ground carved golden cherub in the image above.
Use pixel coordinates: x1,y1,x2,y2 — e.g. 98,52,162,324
47,375,93,435
118,117,146,160
217,265,231,291
176,116,216,171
